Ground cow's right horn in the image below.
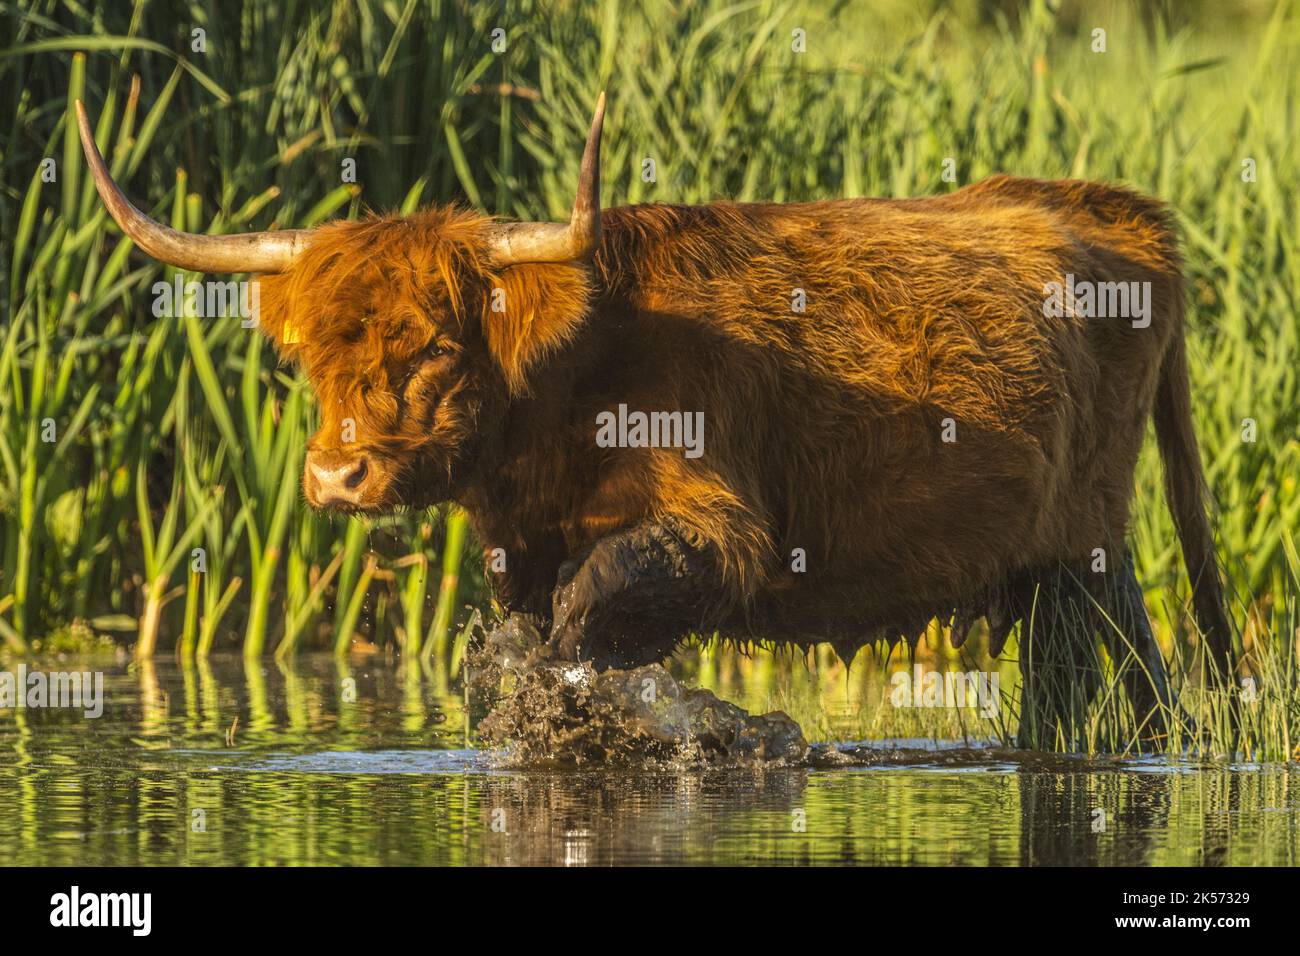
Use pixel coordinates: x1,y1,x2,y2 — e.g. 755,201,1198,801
76,100,312,274
485,92,605,266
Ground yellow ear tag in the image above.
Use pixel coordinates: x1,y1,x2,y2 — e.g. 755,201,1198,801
281,318,302,344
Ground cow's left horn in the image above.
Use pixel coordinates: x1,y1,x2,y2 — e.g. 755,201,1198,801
485,91,605,266
76,100,312,274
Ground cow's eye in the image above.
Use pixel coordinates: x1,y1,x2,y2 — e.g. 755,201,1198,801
428,344,449,358
396,367,421,395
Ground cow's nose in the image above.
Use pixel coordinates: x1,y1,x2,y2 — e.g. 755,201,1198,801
306,450,371,507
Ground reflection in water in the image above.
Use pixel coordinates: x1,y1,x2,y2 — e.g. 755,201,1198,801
0,654,1295,865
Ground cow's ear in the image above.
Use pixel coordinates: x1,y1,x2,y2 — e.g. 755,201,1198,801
481,262,592,393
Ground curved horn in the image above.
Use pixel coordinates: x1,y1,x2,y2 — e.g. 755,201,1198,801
486,91,605,266
75,100,312,274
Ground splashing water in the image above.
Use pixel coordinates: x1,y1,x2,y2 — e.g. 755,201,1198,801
469,615,808,766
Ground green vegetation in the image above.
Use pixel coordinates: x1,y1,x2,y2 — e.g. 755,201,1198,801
1,0,1297,753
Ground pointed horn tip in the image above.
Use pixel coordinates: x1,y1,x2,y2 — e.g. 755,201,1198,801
73,100,98,155
73,101,110,181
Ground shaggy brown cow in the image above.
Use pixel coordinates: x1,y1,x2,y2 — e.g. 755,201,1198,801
77,96,1233,739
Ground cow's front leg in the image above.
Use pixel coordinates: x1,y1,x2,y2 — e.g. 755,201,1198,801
548,520,729,670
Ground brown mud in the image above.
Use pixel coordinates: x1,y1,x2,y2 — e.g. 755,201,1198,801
469,615,809,766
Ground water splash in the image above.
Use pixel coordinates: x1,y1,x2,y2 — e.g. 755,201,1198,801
469,615,808,766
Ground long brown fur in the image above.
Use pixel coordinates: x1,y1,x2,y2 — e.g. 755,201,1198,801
259,174,1231,666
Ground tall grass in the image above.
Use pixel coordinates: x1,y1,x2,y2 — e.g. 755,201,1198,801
0,0,1297,717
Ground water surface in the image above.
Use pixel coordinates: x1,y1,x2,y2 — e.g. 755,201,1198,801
1,655,1295,865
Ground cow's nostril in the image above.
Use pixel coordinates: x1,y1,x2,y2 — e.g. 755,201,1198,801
344,457,369,490
306,450,372,506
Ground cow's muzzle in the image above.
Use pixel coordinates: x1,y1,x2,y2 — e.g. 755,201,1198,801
304,448,374,510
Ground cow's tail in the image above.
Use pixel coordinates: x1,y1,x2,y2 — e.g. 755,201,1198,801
1153,322,1234,680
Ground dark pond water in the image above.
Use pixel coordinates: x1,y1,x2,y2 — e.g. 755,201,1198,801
1,654,1296,865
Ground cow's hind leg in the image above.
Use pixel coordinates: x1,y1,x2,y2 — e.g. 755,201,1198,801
1013,564,1105,750
1094,551,1178,750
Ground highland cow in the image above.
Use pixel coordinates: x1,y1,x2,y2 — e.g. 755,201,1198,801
77,95,1233,740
